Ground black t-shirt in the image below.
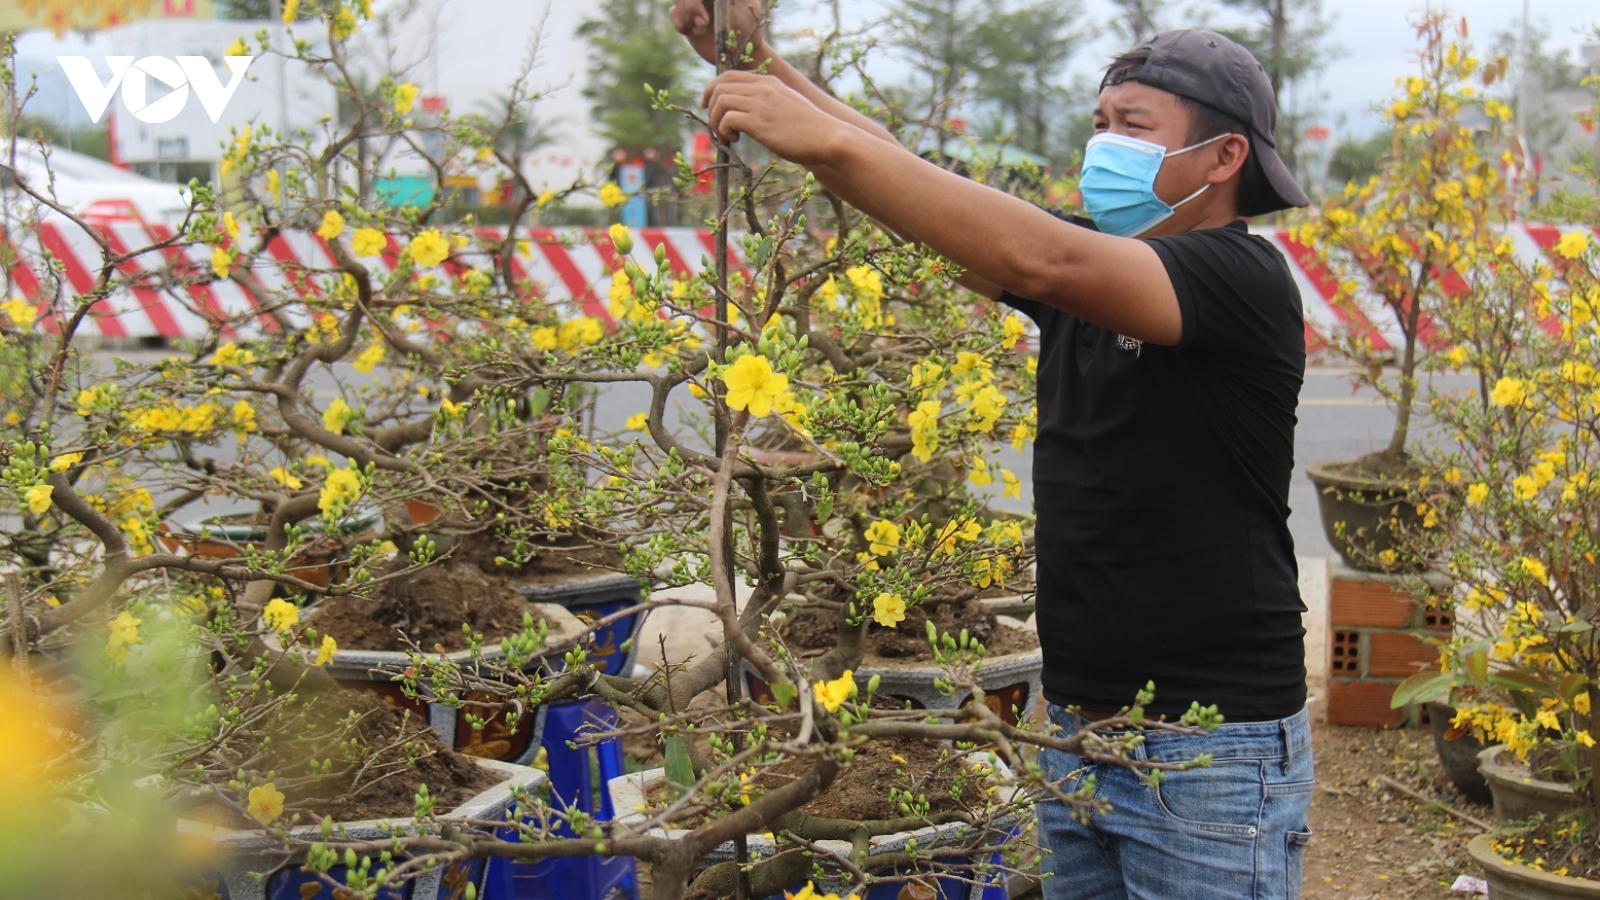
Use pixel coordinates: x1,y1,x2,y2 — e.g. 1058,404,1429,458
999,216,1307,721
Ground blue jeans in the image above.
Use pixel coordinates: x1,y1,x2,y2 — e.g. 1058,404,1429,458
1036,703,1314,900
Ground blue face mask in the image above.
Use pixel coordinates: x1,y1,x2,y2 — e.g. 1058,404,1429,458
1080,132,1227,238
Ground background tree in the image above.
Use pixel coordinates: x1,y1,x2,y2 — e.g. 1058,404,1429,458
886,0,989,143
1216,0,1340,188
968,0,1096,159
578,0,696,225
1106,0,1171,43
1324,127,1392,188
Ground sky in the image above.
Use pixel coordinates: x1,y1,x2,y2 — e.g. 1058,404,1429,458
12,0,1599,167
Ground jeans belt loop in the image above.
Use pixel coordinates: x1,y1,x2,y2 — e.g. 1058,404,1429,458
1281,718,1292,775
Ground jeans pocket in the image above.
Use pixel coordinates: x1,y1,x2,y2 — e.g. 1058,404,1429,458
1287,829,1313,900
1151,760,1263,836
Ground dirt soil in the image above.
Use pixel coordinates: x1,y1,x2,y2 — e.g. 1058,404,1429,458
451,532,624,583
1301,720,1484,899
192,688,503,826
645,736,988,823
308,563,551,652
776,596,1038,663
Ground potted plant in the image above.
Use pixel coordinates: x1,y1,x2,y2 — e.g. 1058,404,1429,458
1388,30,1600,889
1295,14,1515,571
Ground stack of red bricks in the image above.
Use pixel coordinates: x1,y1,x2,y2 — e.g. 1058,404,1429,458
1325,561,1453,727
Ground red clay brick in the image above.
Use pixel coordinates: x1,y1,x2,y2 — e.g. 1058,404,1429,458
1327,678,1404,727
1330,577,1417,628
1368,631,1445,678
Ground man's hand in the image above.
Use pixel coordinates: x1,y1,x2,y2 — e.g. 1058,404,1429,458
669,0,767,68
702,71,846,166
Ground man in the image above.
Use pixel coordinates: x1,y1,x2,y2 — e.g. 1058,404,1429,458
671,3,1313,897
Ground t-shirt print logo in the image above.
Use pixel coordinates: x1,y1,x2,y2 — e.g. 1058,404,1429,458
1115,334,1143,356
59,55,256,125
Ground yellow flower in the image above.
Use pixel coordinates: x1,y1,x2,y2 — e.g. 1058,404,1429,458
1518,556,1548,584
352,343,385,374
1512,475,1538,501
280,0,298,22
49,453,82,473
1443,346,1468,368
609,223,634,256
1001,468,1022,499
226,37,249,57
351,228,387,257
269,467,303,490
784,882,858,900
536,188,555,208
318,465,364,518
322,397,356,435
845,265,883,300
1554,230,1590,260
1490,377,1527,407
530,326,558,351
316,209,344,240
264,168,280,200
813,670,855,713
24,484,53,515
394,82,420,115
872,592,907,628
864,520,901,556
262,598,299,634
222,211,241,240
624,412,649,432
408,230,450,268
720,355,789,418
314,634,338,666
2,297,36,328
968,456,992,486
558,317,604,348
248,782,285,824
212,342,255,367
106,609,143,662
210,247,232,279
1466,483,1489,506
1001,313,1027,350
908,399,942,462
598,182,627,208
1580,731,1597,748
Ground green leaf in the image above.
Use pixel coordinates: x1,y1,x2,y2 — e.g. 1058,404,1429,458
664,735,694,801
1487,668,1554,697
1559,673,1591,705
1390,671,1455,708
771,679,796,710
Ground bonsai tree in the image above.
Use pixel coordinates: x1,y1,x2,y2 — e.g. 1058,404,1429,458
0,5,1229,899
1392,34,1600,880
1294,13,1515,566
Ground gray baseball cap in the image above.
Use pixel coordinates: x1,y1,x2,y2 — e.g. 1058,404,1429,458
1100,29,1309,214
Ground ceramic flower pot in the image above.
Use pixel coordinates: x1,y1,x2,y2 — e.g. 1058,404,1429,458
1305,461,1424,572
1468,832,1600,899
185,758,546,900
160,510,381,590
1478,743,1584,824
1427,702,1491,804
267,602,587,765
608,758,1021,899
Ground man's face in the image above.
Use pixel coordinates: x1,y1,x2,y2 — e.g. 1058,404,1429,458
1091,80,1215,210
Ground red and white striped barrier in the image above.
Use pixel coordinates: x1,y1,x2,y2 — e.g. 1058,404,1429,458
5,214,1595,345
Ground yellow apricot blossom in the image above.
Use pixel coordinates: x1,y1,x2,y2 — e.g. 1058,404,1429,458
351,228,386,257
269,467,303,490
1466,483,1489,505
720,355,789,418
624,412,649,432
316,209,344,240
872,593,907,628
864,520,901,556
318,465,364,518
2,297,36,328
598,182,626,207
322,397,357,435
1490,377,1528,407
351,343,385,374
24,484,53,514
813,670,855,713
262,599,299,634
1554,230,1590,260
408,230,450,268
314,634,338,666
393,82,420,115
106,610,142,662
248,783,285,824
